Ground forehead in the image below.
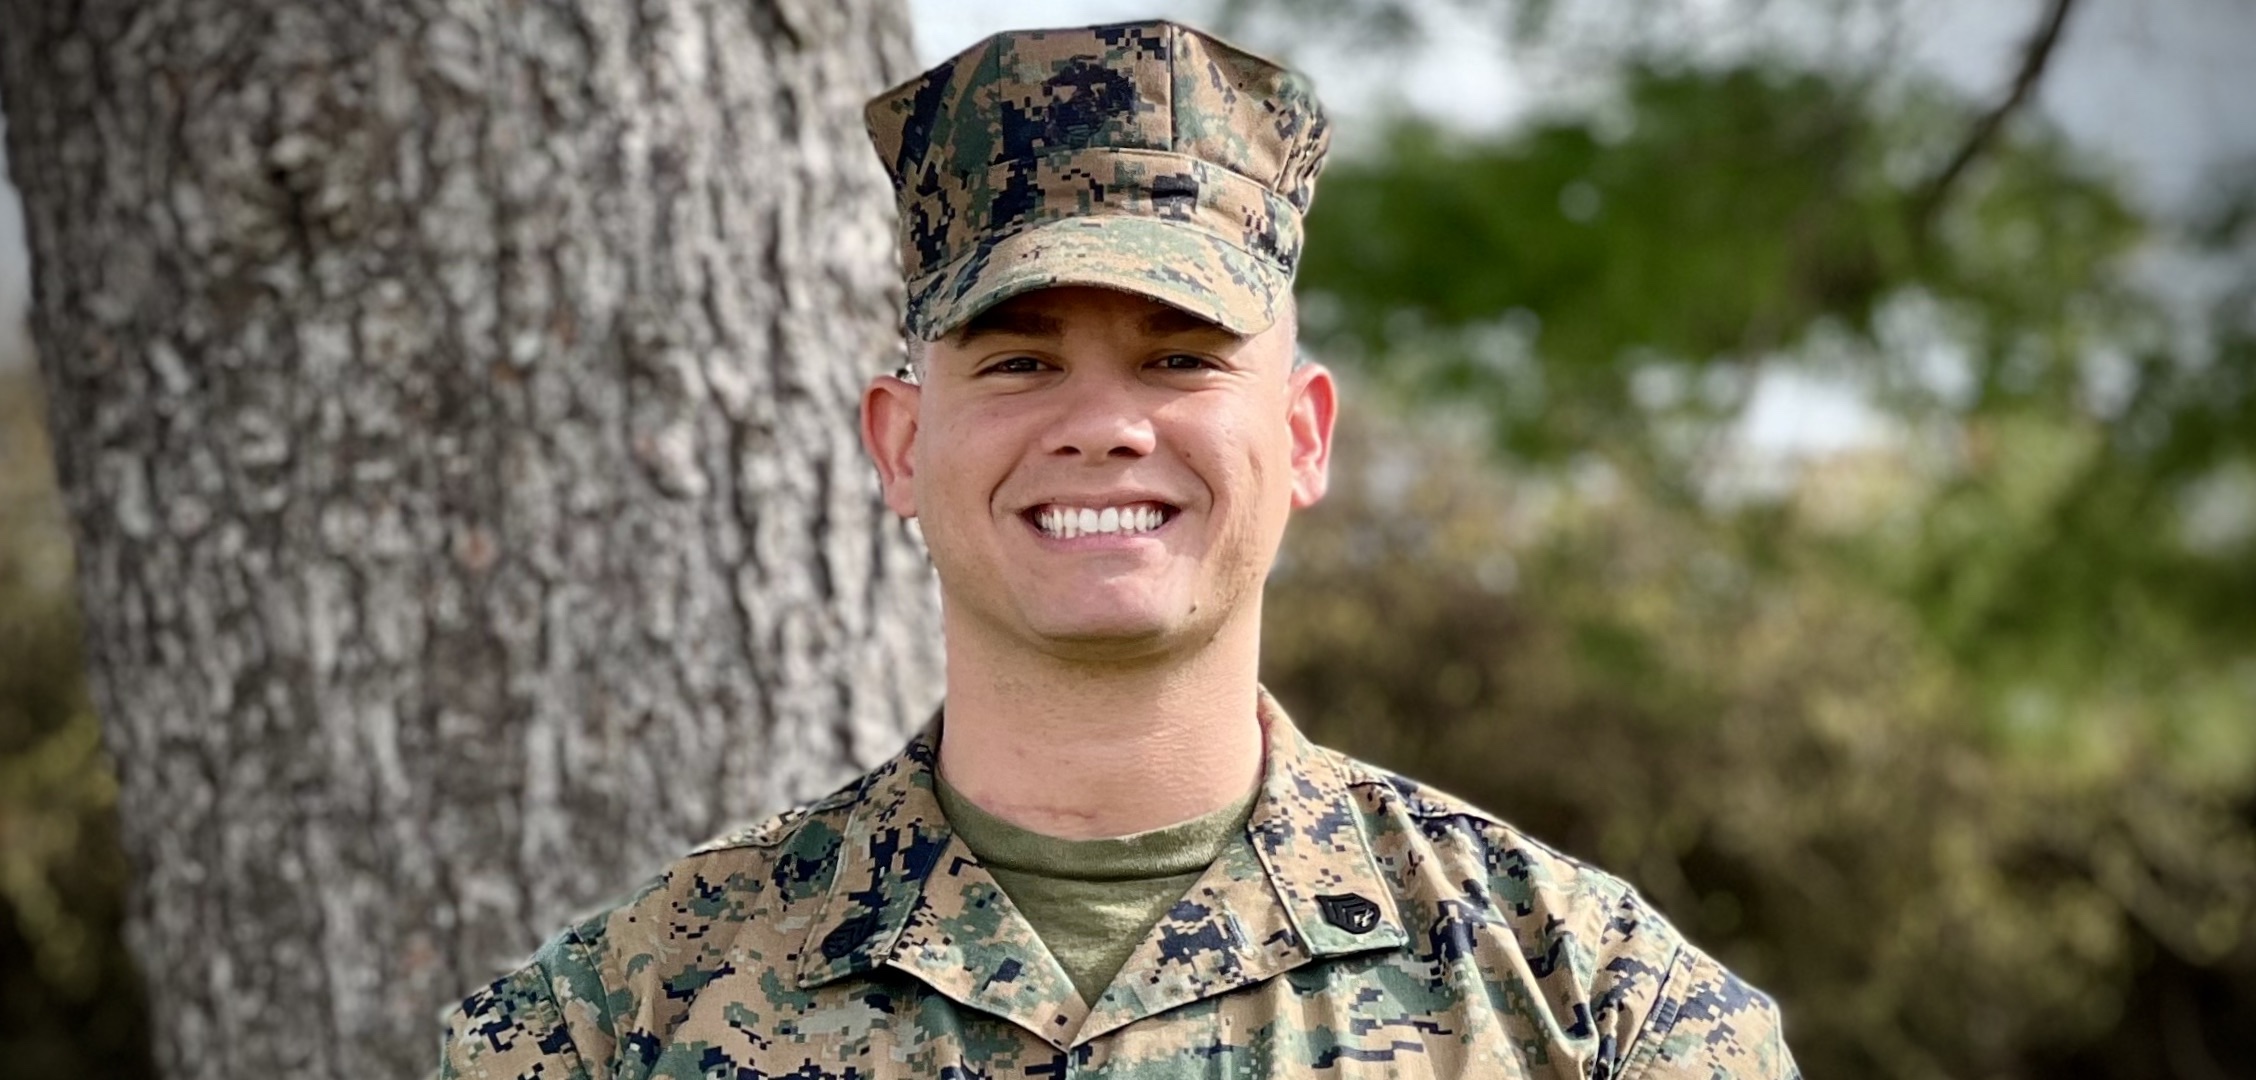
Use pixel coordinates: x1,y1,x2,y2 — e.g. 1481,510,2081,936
936,287,1240,347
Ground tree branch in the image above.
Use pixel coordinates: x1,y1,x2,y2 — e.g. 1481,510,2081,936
1912,0,2079,233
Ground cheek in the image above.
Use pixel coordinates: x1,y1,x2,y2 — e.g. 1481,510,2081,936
915,411,1013,523
1224,407,1295,492
1172,406,1290,520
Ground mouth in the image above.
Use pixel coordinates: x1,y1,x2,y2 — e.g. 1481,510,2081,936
1021,500,1180,540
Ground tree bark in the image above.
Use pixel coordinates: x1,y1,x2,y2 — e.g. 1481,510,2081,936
0,1,939,1075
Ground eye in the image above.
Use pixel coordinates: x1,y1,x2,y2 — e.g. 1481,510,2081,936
980,355,1050,376
1153,353,1218,372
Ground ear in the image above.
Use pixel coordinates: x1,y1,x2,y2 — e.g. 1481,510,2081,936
860,374,922,519
1285,362,1338,508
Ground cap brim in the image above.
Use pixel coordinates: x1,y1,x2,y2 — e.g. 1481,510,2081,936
908,216,1286,342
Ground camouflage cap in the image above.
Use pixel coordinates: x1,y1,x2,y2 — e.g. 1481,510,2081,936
866,21,1331,342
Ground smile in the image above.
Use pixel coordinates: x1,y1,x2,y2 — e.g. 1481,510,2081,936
1024,501,1177,540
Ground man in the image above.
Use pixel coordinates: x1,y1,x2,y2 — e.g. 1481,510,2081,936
442,20,1799,1079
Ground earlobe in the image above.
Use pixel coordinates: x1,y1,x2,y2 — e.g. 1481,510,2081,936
1287,363,1338,508
860,375,922,519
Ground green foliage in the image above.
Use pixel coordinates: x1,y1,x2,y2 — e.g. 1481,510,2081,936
1300,62,2145,460
1310,67,1879,354
1296,58,2256,718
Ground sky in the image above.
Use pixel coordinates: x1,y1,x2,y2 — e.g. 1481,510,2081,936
4,0,2252,456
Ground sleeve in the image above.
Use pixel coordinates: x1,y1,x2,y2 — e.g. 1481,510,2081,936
440,930,611,1080
1616,942,1801,1080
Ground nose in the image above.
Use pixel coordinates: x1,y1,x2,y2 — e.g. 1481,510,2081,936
1042,368,1156,462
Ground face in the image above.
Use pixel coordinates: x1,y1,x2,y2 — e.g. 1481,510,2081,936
861,286,1337,665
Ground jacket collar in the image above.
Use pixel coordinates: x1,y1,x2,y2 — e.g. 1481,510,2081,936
792,725,1090,1047
793,688,1409,1047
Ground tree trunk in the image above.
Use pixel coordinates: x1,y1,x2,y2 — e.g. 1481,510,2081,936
0,1,939,1075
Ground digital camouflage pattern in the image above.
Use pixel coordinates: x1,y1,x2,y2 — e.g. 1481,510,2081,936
440,691,1800,1078
866,21,1330,341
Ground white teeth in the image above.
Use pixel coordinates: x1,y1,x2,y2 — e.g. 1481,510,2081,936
1035,502,1170,538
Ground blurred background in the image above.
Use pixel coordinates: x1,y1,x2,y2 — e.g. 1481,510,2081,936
4,0,2252,1075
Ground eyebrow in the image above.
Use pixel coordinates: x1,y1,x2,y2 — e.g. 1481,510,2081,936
946,308,1065,345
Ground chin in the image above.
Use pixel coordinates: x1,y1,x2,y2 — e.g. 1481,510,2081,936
1023,609,1187,661
1033,611,1173,644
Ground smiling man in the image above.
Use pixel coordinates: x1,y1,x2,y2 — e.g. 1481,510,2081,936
442,20,1799,1079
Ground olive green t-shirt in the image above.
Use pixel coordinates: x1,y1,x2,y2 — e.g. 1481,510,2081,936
935,776,1258,1005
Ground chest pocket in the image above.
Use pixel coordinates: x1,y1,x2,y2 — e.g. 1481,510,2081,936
639,974,1073,1079
1080,957,1540,1079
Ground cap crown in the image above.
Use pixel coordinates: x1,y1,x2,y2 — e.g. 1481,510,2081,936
866,21,1330,338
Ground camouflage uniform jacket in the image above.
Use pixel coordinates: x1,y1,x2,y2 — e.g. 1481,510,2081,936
441,692,1799,1078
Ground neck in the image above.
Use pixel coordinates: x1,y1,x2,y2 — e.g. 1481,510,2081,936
935,609,1266,841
